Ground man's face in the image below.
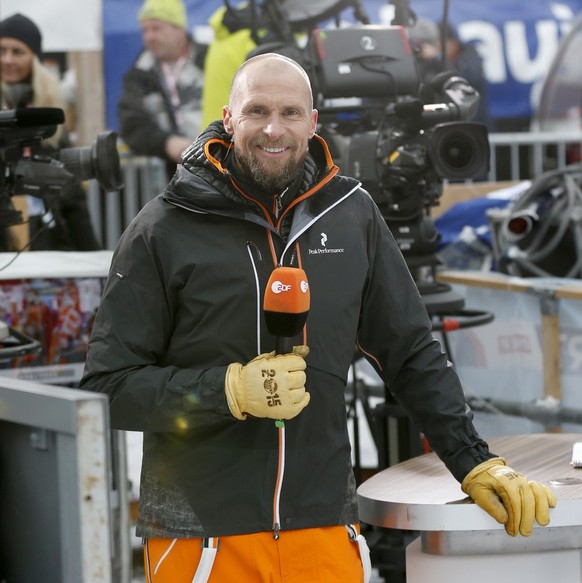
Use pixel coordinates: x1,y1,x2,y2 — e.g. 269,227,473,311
140,19,185,62
223,60,318,192
0,38,34,84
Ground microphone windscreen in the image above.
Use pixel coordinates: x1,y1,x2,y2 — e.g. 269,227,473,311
264,267,310,337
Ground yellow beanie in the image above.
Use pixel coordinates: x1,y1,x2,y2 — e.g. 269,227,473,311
138,0,187,30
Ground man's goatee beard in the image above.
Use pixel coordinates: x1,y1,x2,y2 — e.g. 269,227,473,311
235,146,307,191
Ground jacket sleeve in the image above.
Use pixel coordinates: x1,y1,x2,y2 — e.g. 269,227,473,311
79,221,232,432
117,66,174,160
357,201,495,482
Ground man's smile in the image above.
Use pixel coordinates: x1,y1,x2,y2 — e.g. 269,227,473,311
260,146,288,154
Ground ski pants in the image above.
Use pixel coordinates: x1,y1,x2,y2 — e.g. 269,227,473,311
144,524,371,583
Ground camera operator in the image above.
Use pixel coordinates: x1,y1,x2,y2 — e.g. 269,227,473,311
409,18,492,131
0,13,101,252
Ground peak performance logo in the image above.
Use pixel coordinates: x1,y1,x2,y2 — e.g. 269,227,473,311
309,232,344,255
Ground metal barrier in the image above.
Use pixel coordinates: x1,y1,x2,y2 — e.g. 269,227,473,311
0,376,131,582
88,132,582,250
487,130,582,181
87,155,167,250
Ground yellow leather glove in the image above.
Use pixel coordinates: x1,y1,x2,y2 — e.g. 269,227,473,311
461,457,557,536
225,345,310,420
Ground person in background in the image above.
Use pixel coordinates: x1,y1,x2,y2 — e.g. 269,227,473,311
200,3,257,128
118,0,206,180
408,17,492,130
438,20,492,129
201,1,306,128
0,12,101,252
81,53,556,582
408,16,443,88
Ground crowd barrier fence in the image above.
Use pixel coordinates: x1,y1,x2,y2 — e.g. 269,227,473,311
87,131,582,250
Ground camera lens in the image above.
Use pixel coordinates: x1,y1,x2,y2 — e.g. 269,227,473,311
429,122,489,180
438,135,477,172
57,131,123,191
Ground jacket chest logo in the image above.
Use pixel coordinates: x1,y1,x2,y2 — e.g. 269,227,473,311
308,232,345,255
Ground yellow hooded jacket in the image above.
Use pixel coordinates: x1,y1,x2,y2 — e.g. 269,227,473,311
200,5,257,127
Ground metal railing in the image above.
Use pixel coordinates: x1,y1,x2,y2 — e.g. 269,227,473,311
88,131,582,250
87,155,167,250
487,130,582,182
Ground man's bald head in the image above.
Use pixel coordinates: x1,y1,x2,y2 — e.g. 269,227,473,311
228,53,314,111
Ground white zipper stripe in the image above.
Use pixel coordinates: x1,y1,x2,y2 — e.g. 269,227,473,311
273,423,286,537
246,244,262,355
280,182,361,265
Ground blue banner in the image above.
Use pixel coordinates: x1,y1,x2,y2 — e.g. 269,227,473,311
103,0,582,130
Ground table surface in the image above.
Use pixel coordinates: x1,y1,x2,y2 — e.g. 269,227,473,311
0,251,113,280
357,433,582,533
436,269,582,301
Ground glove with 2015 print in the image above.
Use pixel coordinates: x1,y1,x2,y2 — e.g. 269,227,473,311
225,345,310,420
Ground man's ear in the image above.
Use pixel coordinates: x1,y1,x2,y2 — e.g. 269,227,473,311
223,106,234,135
309,109,318,138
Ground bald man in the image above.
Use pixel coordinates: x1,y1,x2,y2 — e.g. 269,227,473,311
82,53,555,582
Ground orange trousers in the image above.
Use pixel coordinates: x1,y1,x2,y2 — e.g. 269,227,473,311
144,525,368,583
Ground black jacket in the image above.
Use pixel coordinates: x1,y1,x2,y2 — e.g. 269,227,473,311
117,45,206,180
81,122,494,538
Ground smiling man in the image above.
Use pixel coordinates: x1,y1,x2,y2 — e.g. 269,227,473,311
82,53,556,583
223,55,317,193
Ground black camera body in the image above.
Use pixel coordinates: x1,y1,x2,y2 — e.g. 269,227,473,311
0,107,123,228
229,0,492,280
305,24,490,266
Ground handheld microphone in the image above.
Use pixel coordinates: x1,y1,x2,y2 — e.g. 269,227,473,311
0,107,65,128
264,266,310,354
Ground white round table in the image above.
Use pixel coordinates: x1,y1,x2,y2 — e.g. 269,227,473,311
357,433,582,582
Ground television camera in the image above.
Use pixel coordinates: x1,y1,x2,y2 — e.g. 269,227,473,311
0,106,123,229
236,0,491,309
0,106,123,358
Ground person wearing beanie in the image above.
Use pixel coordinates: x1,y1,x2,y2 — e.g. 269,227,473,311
0,12,56,114
0,12,101,252
0,13,42,58
118,0,207,180
138,0,188,30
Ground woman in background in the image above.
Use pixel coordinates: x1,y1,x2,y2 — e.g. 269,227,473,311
0,13,101,252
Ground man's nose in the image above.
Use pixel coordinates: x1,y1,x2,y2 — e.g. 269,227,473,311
264,115,285,139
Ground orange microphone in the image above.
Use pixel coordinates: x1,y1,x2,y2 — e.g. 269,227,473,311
264,266,310,353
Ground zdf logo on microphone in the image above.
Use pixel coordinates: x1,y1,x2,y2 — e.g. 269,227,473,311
271,280,292,294
270,279,309,294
